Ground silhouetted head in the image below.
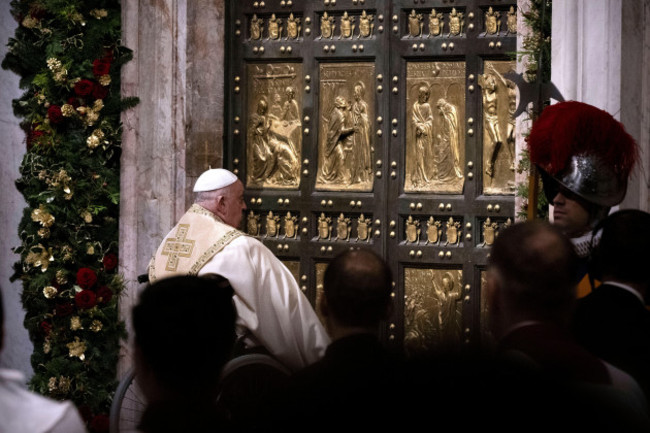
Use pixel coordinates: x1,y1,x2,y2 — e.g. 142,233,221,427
132,274,237,400
322,248,393,329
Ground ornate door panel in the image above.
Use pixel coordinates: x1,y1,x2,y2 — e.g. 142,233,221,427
226,0,517,354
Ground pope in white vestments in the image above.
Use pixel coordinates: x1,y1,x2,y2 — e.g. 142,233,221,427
148,168,330,372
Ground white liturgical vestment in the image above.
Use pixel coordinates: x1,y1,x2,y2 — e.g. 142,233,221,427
149,204,329,372
0,369,88,433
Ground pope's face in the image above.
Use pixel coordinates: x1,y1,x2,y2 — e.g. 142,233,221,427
551,189,591,238
221,180,247,229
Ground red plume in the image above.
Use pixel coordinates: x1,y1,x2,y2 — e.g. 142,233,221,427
527,101,639,182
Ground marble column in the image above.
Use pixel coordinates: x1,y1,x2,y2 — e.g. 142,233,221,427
551,0,650,211
119,0,226,377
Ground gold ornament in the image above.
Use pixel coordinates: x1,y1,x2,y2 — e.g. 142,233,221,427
61,245,74,262
81,210,93,223
90,320,103,332
25,244,54,272
85,109,99,127
86,134,100,149
43,286,58,299
90,9,108,19
86,244,95,255
93,100,104,111
31,205,55,227
48,377,57,392
61,104,76,117
22,16,39,28
38,227,51,238
58,376,71,393
70,316,83,331
56,270,68,285
43,339,51,354
99,74,111,86
67,337,86,360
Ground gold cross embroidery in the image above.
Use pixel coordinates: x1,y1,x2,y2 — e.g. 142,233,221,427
161,224,196,271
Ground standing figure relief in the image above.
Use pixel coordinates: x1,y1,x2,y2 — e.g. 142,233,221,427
410,85,434,188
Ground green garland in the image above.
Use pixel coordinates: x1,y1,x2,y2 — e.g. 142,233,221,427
515,0,552,220
2,1,138,431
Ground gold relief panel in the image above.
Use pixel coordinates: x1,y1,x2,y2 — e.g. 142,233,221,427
427,9,444,38
316,63,375,192
356,214,372,242
479,60,516,195
283,260,301,288
404,268,463,356
480,271,496,350
265,211,280,237
315,262,328,326
246,63,302,190
405,62,465,194
283,212,298,239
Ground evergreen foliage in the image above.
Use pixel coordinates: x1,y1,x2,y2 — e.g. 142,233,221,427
2,1,137,431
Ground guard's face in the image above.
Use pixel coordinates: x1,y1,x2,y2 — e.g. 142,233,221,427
551,188,591,238
221,180,247,229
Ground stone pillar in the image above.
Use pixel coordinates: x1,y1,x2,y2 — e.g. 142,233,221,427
0,9,32,376
551,0,650,212
119,0,225,377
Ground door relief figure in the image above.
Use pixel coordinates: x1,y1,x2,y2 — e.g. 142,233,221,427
268,14,282,40
358,10,374,38
286,13,301,40
335,213,351,241
339,12,355,39
318,213,332,240
425,217,441,245
246,211,260,236
410,85,434,188
356,214,371,242
284,212,298,239
408,9,423,38
435,98,463,183
320,11,335,39
428,9,443,37
405,216,421,244
250,14,263,40
448,8,464,36
484,7,501,35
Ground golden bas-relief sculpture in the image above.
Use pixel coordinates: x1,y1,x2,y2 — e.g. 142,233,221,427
405,62,465,193
479,60,517,195
404,268,463,355
246,63,302,189
316,63,375,192
315,262,328,325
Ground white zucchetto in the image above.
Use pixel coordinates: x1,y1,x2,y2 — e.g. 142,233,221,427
193,168,238,192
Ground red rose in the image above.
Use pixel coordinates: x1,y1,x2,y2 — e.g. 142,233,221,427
76,267,98,289
96,286,113,305
39,320,52,336
92,84,108,101
67,97,81,108
75,289,97,309
92,58,111,76
74,79,95,97
102,253,118,271
55,303,74,317
90,414,109,433
26,129,45,149
47,105,63,124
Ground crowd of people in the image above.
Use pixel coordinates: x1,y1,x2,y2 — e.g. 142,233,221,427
1,99,649,432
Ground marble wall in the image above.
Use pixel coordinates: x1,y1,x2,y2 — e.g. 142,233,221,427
0,10,32,375
118,0,226,377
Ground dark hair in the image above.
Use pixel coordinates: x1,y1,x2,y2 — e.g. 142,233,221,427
132,274,237,397
488,220,579,320
323,248,393,327
589,209,650,285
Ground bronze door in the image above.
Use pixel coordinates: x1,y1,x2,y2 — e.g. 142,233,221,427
226,0,517,354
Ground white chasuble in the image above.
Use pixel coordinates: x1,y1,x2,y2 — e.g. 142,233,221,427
149,204,329,371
